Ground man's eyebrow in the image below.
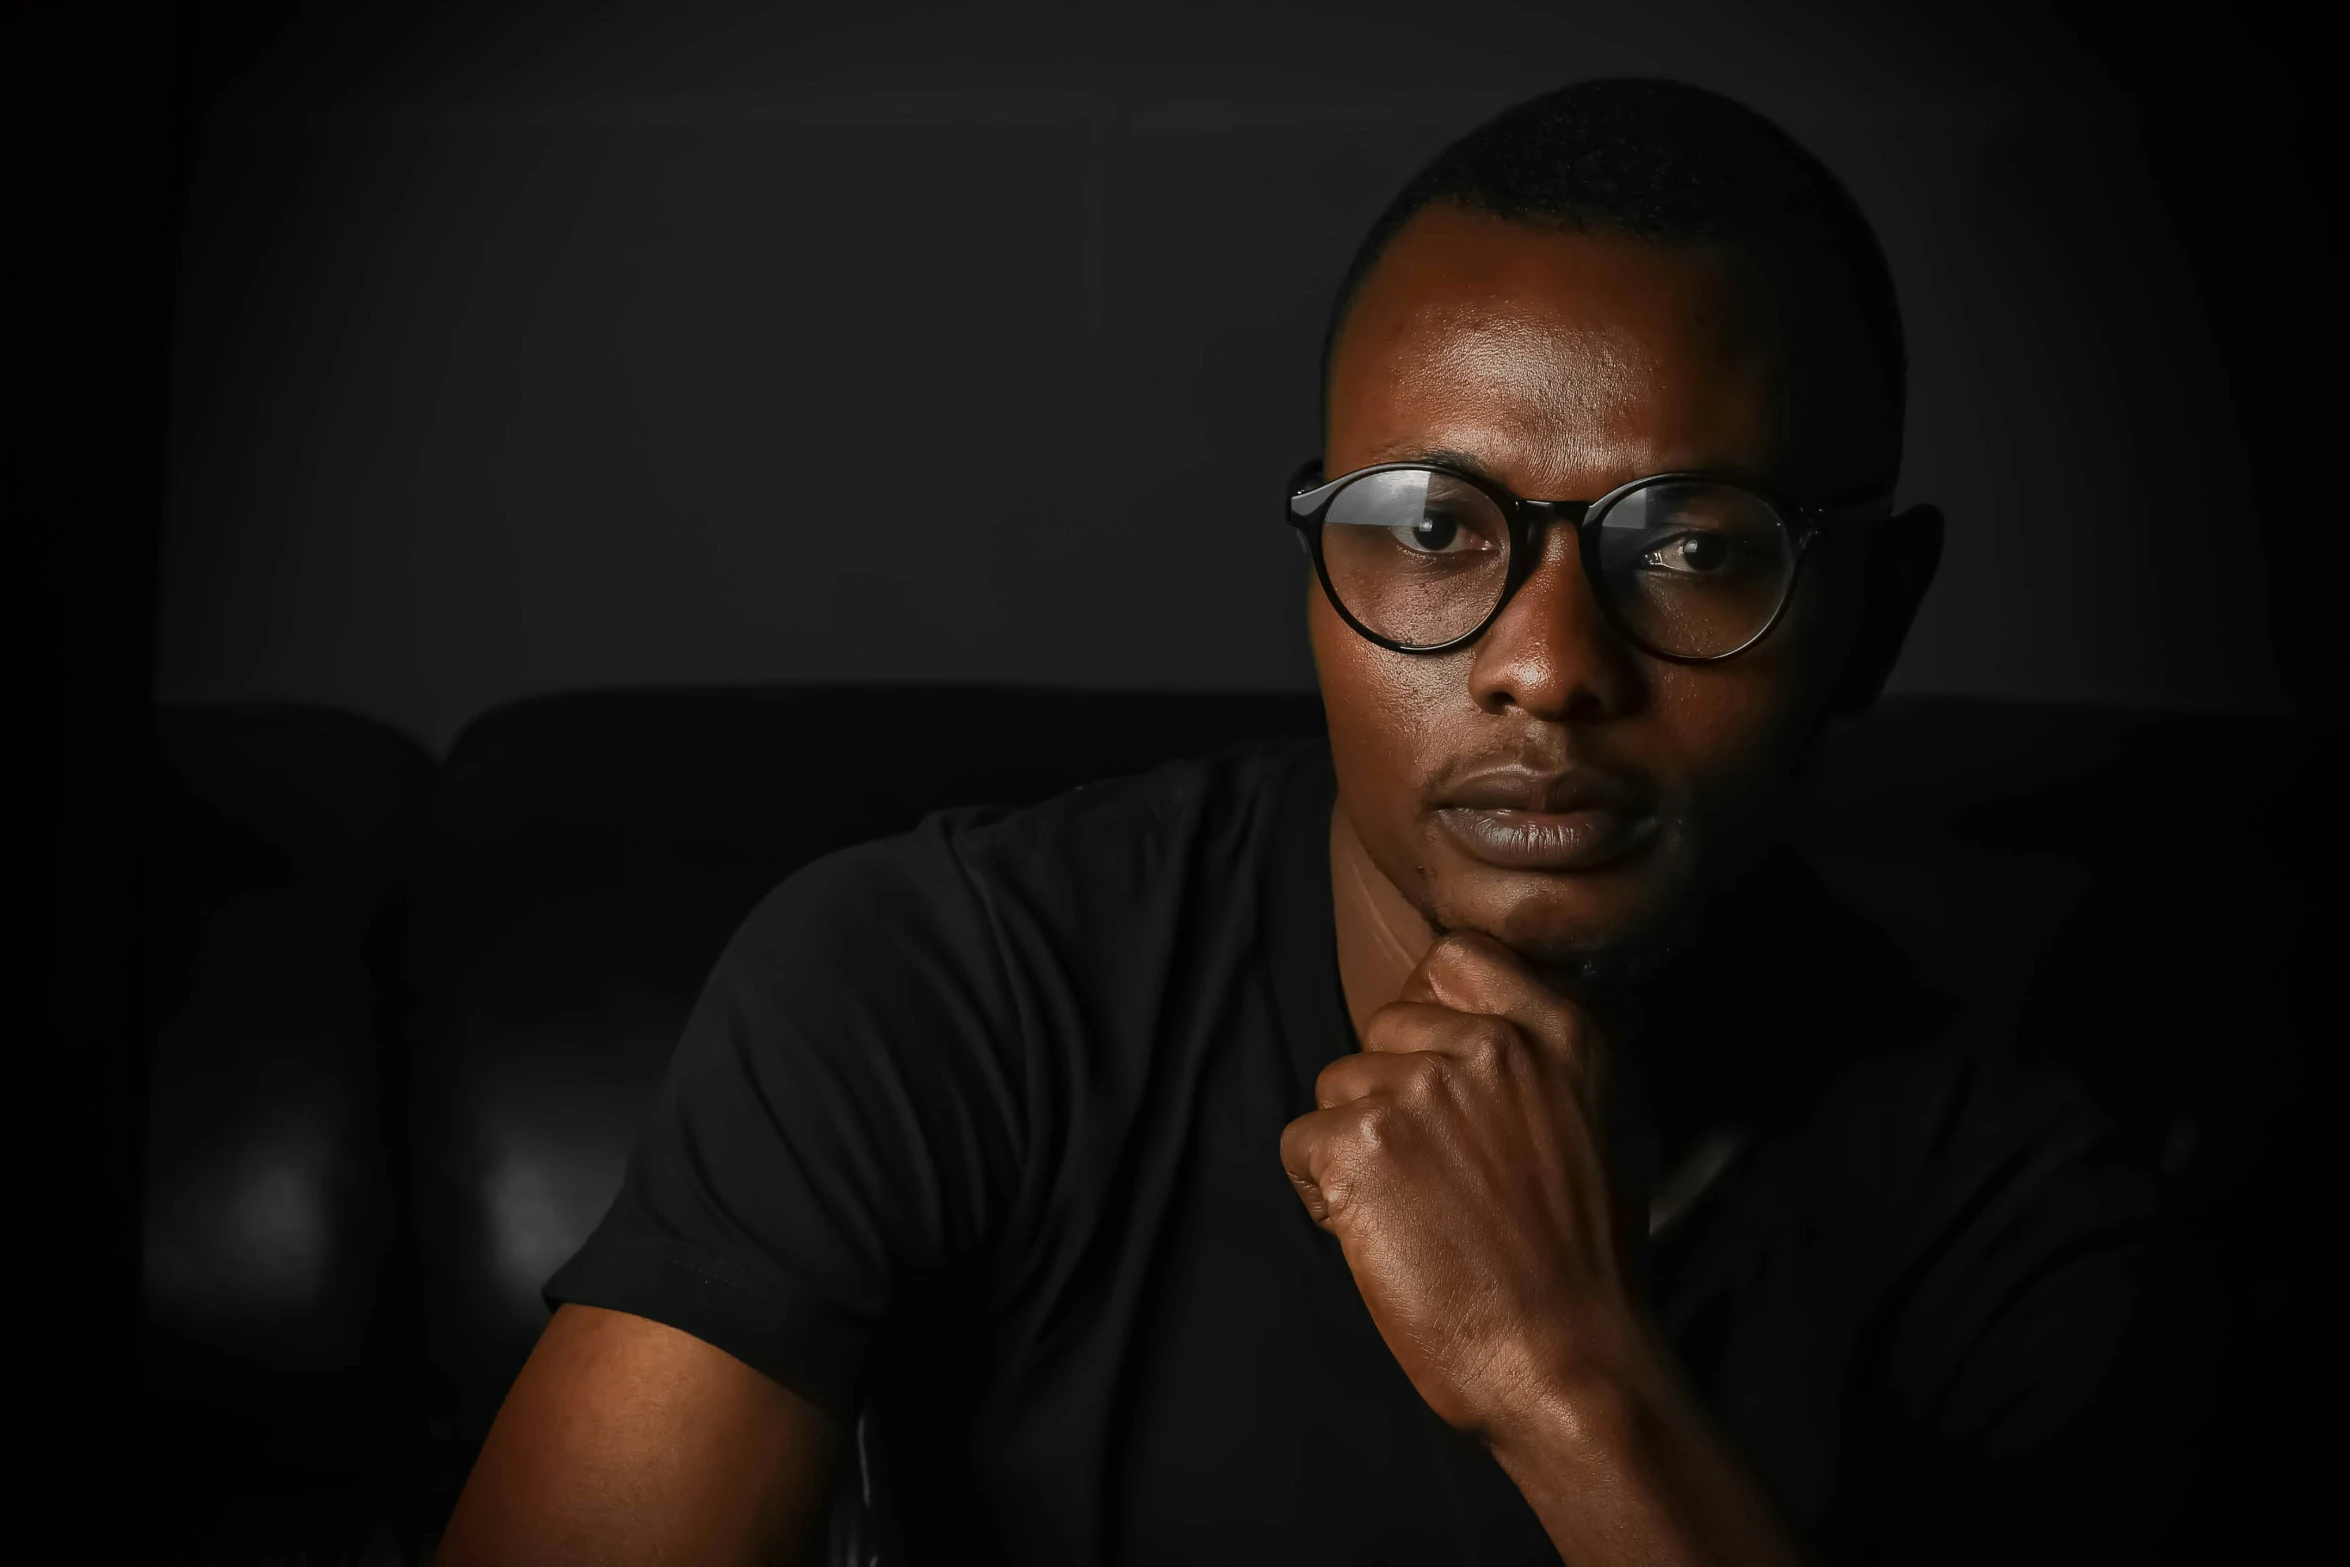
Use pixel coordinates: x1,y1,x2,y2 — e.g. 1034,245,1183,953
1365,444,1507,483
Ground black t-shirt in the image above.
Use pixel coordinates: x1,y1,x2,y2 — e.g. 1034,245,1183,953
548,738,2182,1564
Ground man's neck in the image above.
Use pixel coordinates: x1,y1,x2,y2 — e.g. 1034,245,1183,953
1330,799,1437,1044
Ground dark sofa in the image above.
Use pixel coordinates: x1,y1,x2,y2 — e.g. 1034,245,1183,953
138,687,2324,1563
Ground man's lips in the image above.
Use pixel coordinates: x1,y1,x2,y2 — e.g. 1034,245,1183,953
1430,768,1659,872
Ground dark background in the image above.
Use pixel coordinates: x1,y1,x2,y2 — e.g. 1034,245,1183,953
140,0,2320,748
35,0,2326,1516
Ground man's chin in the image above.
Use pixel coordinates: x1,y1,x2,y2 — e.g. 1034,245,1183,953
1423,857,1701,990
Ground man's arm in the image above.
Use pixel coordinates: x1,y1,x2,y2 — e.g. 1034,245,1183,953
435,1304,842,1567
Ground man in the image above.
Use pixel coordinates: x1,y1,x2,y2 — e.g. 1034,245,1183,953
440,80,2181,1564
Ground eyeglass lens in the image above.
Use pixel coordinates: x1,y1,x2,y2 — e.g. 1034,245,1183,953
1317,469,1799,658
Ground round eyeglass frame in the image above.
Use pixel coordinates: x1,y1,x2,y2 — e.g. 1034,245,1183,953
1285,459,1894,663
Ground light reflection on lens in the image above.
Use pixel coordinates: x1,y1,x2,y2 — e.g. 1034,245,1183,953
1309,468,1801,659
1319,469,1511,648
1592,480,1796,658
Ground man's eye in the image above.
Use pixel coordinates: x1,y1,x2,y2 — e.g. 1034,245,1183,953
1389,511,1486,555
1638,530,1738,575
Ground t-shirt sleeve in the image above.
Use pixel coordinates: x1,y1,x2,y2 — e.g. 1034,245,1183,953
544,817,1028,1420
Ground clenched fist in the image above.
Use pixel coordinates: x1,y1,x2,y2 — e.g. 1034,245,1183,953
1279,929,1652,1444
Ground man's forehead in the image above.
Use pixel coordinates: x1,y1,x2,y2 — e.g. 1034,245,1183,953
1347,309,1777,489
1328,208,1823,495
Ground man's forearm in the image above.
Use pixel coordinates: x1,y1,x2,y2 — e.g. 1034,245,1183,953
1487,1338,1814,1567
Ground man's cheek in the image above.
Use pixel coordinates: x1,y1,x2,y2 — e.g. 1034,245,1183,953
1330,669,1449,778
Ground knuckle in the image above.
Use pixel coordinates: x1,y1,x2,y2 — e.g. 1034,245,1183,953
1402,1052,1448,1100
1425,932,1483,982
1417,931,1516,1010
1359,1010,1410,1053
1285,1111,1343,1164
1461,1019,1515,1072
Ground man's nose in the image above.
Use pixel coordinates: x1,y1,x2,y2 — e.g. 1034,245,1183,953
1464,524,1644,721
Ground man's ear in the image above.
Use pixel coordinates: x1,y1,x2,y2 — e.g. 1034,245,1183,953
1830,504,1943,714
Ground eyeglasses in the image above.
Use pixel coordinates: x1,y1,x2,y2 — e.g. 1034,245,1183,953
1286,460,1893,662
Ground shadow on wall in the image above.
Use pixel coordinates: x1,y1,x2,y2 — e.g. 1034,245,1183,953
153,0,2285,751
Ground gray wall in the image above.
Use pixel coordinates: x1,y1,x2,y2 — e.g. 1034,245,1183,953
154,0,2284,752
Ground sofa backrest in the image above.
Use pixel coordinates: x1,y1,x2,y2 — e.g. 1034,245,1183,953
146,686,2324,1480
143,702,435,1486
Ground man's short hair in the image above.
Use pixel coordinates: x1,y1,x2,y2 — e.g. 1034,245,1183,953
1325,77,1906,440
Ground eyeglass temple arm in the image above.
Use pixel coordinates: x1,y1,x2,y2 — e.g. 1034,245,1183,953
1807,484,1899,529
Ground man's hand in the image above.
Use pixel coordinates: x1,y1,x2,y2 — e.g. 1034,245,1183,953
1280,931,1812,1566
1279,929,1642,1441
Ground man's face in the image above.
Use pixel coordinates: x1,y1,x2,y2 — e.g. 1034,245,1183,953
1315,204,1897,977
